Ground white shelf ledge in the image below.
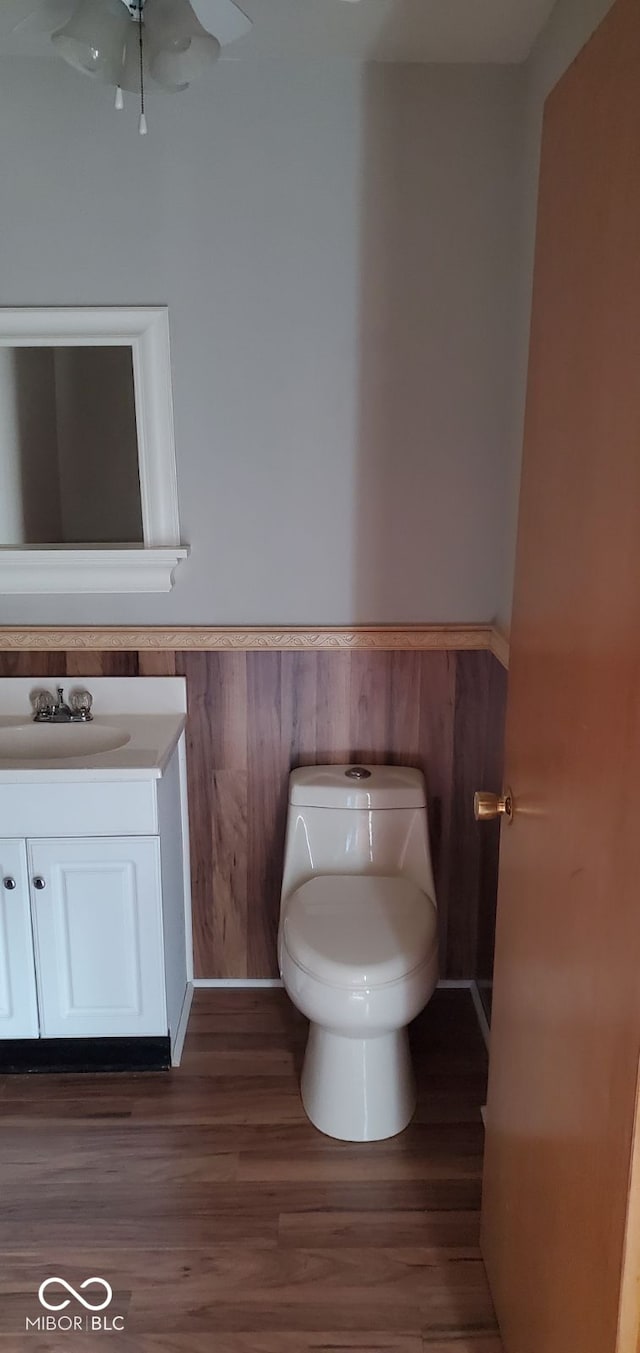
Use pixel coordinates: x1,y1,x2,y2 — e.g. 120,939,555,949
0,546,189,594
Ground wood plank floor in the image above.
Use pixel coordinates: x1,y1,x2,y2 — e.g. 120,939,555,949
0,989,502,1351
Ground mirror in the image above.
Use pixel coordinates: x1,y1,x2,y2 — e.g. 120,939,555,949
0,307,187,594
0,345,143,545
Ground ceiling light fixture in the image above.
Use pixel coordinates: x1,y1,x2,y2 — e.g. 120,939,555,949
52,0,130,79
52,0,223,134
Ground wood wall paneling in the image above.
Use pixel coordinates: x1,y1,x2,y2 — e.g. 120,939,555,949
476,657,508,1015
245,653,287,979
137,651,177,676
449,652,493,979
66,650,140,677
417,651,457,966
0,646,507,984
0,650,71,677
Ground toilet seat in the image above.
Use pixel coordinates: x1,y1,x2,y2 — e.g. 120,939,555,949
282,874,437,990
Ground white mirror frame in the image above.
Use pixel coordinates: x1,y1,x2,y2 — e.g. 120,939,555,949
0,306,188,594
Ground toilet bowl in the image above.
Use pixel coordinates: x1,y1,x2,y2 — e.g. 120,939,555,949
279,764,438,1142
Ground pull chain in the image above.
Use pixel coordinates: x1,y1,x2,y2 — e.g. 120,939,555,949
138,0,147,134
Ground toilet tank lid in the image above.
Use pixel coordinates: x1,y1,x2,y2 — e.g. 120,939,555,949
289,764,426,809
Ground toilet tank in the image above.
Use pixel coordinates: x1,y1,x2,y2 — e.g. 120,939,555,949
280,764,436,908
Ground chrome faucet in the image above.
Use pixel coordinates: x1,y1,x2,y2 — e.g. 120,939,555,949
33,687,93,723
52,686,72,722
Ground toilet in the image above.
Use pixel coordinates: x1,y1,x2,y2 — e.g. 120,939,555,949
278,764,439,1142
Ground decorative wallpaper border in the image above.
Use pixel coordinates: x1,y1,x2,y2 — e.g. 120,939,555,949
0,624,509,666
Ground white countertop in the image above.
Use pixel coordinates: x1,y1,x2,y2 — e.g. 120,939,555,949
0,677,187,781
0,714,186,781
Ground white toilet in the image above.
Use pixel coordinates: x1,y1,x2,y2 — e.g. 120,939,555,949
278,764,439,1142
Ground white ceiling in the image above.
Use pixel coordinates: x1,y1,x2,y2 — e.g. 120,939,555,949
1,0,557,64
230,0,557,63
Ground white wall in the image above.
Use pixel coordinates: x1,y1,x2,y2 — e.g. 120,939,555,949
496,0,616,632
0,347,62,544
0,56,522,625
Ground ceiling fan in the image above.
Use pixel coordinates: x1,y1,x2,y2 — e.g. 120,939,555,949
5,0,364,133
10,0,254,132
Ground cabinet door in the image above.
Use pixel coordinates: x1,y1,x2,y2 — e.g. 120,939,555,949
0,839,39,1039
29,837,167,1039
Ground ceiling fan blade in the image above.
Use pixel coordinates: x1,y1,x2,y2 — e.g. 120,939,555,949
189,0,252,45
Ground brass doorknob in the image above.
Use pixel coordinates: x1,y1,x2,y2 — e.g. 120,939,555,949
474,789,514,823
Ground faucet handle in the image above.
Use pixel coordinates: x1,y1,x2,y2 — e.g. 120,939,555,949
32,690,55,721
70,689,93,721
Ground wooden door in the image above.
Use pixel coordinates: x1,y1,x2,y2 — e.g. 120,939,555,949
29,836,167,1038
0,838,39,1039
481,2,640,1351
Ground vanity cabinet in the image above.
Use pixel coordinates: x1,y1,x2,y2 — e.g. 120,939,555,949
0,677,191,1069
0,736,191,1065
0,834,170,1042
28,837,167,1040
0,839,39,1039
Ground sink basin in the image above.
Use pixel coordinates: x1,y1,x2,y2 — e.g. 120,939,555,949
0,723,131,762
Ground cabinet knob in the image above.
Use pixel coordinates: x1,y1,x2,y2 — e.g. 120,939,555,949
3,876,16,890
32,876,46,890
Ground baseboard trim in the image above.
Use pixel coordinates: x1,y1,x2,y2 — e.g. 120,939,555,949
0,623,504,655
190,976,490,1052
193,978,284,988
438,979,490,1050
470,980,490,1051
171,982,194,1066
436,979,474,989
